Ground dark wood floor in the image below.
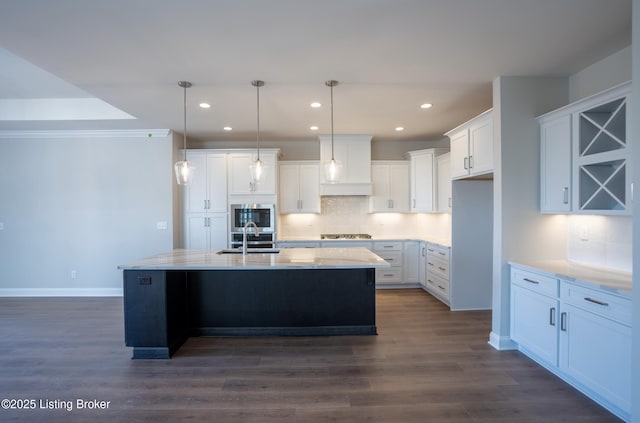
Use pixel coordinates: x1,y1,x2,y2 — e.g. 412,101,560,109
0,289,620,422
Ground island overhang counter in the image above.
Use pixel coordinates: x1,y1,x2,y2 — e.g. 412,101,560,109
119,248,390,359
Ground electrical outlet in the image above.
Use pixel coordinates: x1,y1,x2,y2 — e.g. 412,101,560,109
580,226,589,241
156,221,168,230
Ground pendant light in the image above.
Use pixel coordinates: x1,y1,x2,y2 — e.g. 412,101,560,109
324,80,340,183
174,80,195,185
249,80,265,188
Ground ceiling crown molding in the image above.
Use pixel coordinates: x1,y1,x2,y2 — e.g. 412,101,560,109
0,129,171,139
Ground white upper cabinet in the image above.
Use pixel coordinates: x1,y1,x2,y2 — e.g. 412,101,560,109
319,135,372,195
537,82,631,215
436,153,451,212
446,109,493,180
369,161,410,212
540,115,572,213
279,161,320,214
228,150,278,196
184,152,227,213
407,148,448,212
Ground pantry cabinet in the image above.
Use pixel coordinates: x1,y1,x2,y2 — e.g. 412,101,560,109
369,161,410,212
537,82,631,215
510,264,631,421
279,161,320,213
228,150,278,195
184,152,227,213
446,110,493,180
184,213,228,250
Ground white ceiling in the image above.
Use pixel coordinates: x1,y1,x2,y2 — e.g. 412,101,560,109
0,0,632,143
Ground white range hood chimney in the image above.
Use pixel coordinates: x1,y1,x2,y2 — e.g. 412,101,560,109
319,135,372,196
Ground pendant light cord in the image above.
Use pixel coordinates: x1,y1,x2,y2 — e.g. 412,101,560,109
183,83,187,161
256,82,260,161
325,80,338,161
330,82,334,161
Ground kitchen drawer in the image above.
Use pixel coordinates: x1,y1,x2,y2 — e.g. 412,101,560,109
373,241,403,252
426,243,449,261
376,268,403,283
426,273,449,299
512,267,559,298
426,256,449,279
561,282,631,326
376,251,402,267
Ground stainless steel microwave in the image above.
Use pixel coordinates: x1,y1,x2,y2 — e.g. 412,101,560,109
230,204,276,233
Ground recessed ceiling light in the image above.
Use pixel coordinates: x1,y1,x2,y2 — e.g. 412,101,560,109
199,103,211,109
223,126,232,131
420,103,433,109
310,102,321,108
310,126,319,131
395,126,404,131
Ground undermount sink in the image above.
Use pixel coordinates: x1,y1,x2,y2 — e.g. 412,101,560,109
217,248,281,254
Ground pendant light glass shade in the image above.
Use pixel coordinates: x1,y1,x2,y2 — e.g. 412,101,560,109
249,80,266,189
324,80,341,183
174,80,194,185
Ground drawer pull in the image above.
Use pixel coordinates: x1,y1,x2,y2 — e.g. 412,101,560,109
549,307,556,326
383,274,394,277
438,252,446,256
428,262,434,266
584,297,609,307
427,248,435,252
437,285,445,290
523,278,539,285
438,266,446,271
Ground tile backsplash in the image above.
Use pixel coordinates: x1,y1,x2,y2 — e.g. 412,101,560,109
278,196,451,242
566,215,632,272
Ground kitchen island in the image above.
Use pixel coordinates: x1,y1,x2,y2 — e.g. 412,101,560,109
119,248,389,359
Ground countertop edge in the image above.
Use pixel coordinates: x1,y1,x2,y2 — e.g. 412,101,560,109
509,259,632,296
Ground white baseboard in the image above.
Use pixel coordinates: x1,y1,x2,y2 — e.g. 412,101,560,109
488,331,518,350
0,288,123,297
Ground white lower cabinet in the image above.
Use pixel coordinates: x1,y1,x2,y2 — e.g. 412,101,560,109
372,241,403,285
510,264,631,421
424,243,450,304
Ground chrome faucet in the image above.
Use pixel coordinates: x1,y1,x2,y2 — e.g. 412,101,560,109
242,221,259,255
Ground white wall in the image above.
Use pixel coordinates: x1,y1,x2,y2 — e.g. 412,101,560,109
490,76,570,349
569,46,632,102
0,130,176,296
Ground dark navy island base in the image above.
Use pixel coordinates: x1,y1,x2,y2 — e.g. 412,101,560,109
123,268,377,359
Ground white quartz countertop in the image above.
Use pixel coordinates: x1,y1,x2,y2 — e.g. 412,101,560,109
119,248,391,271
510,259,632,293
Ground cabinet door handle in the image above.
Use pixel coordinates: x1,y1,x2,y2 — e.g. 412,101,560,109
584,297,609,307
563,187,569,204
463,157,468,170
413,199,416,208
204,200,207,210
448,197,452,208
523,278,539,285
560,312,567,331
549,307,556,326
468,155,473,169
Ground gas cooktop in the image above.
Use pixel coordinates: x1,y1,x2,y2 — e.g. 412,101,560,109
320,233,372,240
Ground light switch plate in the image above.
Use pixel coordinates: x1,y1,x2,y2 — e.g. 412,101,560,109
156,221,168,230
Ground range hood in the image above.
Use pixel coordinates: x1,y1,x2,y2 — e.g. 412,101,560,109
319,135,372,196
